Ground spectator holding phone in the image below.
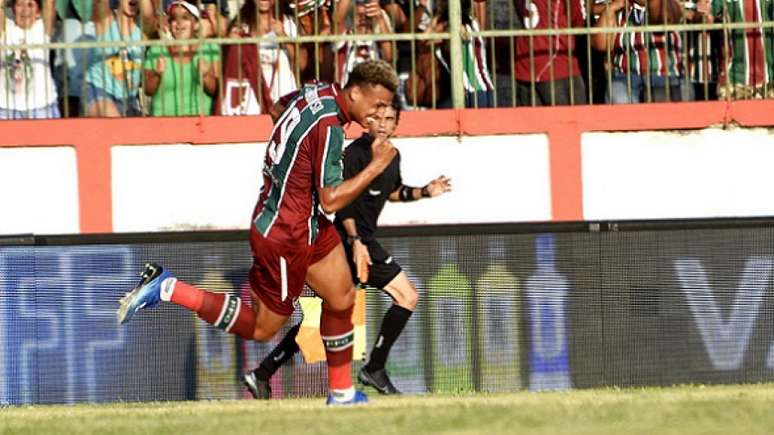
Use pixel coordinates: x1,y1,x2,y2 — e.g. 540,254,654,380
333,0,393,86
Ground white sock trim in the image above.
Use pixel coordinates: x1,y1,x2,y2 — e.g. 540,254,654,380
160,278,177,302
329,386,355,402
224,297,242,332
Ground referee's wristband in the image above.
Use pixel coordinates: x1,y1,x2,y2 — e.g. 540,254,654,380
347,235,362,246
421,185,431,198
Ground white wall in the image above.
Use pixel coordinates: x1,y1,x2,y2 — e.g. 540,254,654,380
0,147,79,234
5,127,774,235
378,134,552,226
112,143,266,232
111,134,552,231
582,128,774,220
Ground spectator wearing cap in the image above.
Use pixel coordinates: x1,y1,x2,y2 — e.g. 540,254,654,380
162,0,229,37
84,0,159,117
143,0,221,116
332,0,393,86
218,0,304,115
0,0,60,119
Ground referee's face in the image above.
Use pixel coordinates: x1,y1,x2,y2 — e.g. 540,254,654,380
369,106,398,140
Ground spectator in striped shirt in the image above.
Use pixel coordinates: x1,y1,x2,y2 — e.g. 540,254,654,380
405,0,494,108
702,0,774,99
592,0,685,103
332,0,394,86
683,0,719,100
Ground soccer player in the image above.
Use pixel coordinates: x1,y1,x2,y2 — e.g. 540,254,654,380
117,60,399,405
242,99,452,399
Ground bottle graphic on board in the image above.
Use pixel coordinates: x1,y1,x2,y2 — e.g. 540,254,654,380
475,239,521,392
525,234,572,391
428,241,474,392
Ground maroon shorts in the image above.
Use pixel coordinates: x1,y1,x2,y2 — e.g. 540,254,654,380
248,220,341,316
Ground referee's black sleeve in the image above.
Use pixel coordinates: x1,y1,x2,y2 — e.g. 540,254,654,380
336,138,368,222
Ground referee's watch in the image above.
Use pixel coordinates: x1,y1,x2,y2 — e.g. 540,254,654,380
347,235,362,246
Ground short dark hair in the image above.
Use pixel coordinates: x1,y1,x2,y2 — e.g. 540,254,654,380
390,98,401,125
345,60,399,94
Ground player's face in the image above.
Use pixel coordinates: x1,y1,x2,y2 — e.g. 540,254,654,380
368,106,397,139
350,83,394,129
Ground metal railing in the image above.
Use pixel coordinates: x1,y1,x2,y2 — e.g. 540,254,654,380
0,0,772,118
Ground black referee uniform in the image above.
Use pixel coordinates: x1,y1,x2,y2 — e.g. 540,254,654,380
335,133,403,289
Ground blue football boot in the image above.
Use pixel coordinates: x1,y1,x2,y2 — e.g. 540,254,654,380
326,390,369,406
117,263,173,325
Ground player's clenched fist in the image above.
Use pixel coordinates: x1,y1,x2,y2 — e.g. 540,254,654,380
370,136,397,170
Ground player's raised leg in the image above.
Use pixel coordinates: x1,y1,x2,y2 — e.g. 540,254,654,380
117,263,288,343
306,237,367,405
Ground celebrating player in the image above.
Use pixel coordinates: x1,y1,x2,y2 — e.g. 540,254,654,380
243,99,452,399
117,60,399,406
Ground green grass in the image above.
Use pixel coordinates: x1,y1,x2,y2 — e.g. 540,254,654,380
3,384,774,435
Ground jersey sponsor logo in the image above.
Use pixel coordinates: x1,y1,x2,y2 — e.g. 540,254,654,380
304,85,324,114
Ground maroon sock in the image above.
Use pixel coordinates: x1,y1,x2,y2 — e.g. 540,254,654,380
321,304,354,390
187,289,256,341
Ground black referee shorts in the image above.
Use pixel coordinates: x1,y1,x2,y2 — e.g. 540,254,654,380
342,238,403,289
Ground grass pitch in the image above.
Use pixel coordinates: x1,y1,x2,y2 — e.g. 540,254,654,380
2,384,774,435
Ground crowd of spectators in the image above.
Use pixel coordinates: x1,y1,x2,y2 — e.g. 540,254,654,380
0,0,772,119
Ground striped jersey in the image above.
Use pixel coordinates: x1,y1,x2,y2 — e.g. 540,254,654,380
685,29,720,84
611,5,683,78
252,82,349,246
461,20,494,92
435,19,494,93
712,0,774,87
514,0,587,82
290,0,332,17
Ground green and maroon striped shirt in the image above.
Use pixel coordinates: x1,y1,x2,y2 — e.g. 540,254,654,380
252,82,348,246
611,4,684,78
712,0,774,87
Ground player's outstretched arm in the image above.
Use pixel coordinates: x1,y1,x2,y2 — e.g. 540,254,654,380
318,136,397,213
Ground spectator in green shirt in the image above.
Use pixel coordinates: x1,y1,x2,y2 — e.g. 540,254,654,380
143,0,221,116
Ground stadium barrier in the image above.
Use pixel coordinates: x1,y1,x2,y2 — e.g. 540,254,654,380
3,100,774,236
3,217,774,404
